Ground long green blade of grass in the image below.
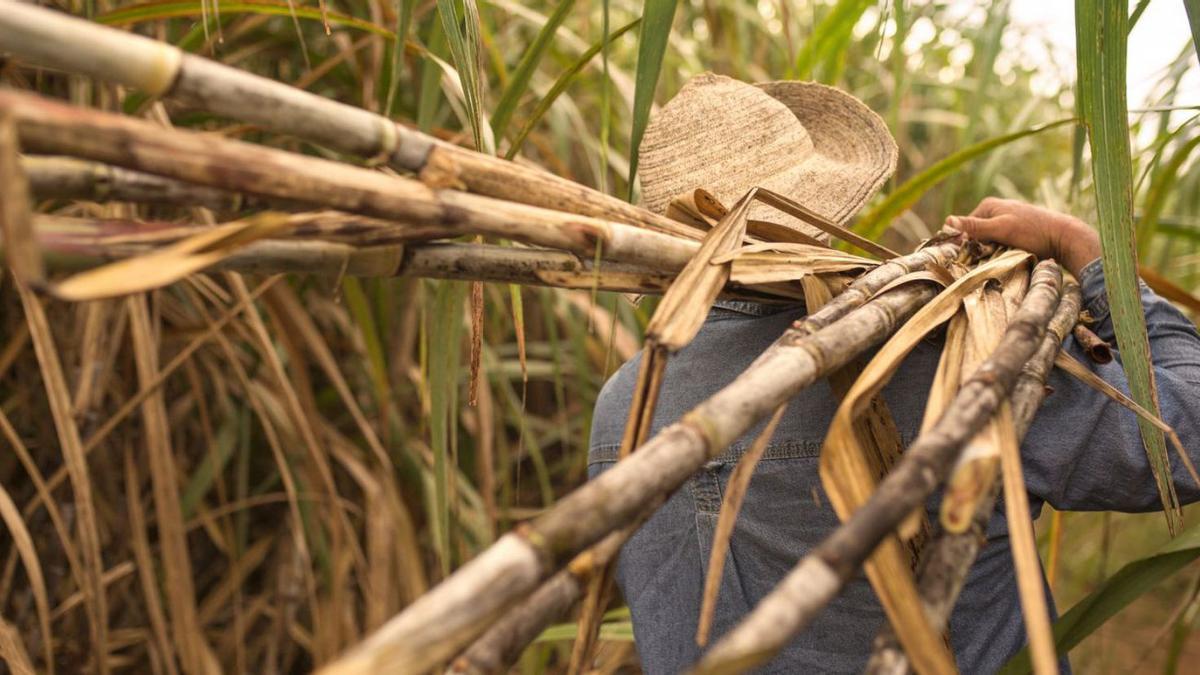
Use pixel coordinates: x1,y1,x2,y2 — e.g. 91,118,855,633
430,280,467,575
437,0,492,153
1077,0,1182,533
792,0,873,80
1184,0,1200,65
1137,135,1200,253
854,119,1075,242
384,0,418,117
505,17,641,160
489,0,576,141
98,1,391,35
627,0,679,200
999,519,1200,674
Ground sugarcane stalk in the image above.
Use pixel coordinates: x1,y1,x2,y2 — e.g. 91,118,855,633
22,215,687,292
0,1,698,242
23,155,304,212
0,89,699,272
864,281,1083,675
317,242,959,675
447,519,643,675
566,191,758,673
691,260,1064,675
1072,322,1113,363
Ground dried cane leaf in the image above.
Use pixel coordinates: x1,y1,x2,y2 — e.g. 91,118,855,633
1138,265,1200,314
49,212,293,301
820,250,1032,675
940,283,1010,532
696,404,788,646
753,188,899,260
127,294,214,674
0,616,34,675
995,399,1058,675
1055,352,1200,487
645,189,753,349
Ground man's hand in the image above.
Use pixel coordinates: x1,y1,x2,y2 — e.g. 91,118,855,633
946,197,1101,279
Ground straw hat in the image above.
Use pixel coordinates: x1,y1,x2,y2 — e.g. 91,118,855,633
638,73,898,240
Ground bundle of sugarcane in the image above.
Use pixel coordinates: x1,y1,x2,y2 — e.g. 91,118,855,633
0,4,1179,675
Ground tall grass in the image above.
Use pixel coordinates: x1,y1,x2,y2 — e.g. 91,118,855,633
3,0,1200,672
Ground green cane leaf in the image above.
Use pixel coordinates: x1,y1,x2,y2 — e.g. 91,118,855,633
1076,0,1182,533
792,0,874,81
1138,135,1200,254
999,520,1200,674
437,0,492,153
489,0,576,142
430,280,467,575
1184,0,1200,66
506,17,641,161
627,0,679,200
853,119,1075,242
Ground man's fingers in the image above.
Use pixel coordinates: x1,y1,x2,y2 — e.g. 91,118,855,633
946,214,1005,241
969,197,1004,218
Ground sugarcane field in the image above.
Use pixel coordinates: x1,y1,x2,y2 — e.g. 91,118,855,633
8,0,1200,673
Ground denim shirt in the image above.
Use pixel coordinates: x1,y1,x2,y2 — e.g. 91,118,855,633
587,260,1200,674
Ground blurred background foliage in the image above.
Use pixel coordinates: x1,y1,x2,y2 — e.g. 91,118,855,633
4,0,1200,672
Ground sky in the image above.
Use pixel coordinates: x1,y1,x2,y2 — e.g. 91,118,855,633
1009,0,1200,107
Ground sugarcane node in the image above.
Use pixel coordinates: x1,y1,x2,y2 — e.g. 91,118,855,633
418,149,466,190
512,522,556,569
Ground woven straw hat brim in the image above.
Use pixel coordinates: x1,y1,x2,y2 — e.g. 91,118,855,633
755,80,898,225
637,73,897,239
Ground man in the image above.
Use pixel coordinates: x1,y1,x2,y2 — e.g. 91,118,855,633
588,74,1200,673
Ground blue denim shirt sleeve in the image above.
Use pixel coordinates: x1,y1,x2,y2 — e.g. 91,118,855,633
1020,258,1200,511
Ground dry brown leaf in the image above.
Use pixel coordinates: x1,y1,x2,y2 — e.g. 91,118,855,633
819,249,1032,675
123,446,181,675
48,212,294,301
696,403,788,646
751,188,900,260
646,188,754,350
0,480,52,673
1056,352,1200,487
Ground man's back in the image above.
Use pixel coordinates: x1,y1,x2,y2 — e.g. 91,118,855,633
588,261,1200,673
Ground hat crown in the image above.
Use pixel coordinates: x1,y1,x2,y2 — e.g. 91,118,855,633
638,73,815,218
636,73,898,236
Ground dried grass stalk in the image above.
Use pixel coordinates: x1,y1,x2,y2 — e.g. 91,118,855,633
318,243,959,675
692,260,1064,675
14,281,109,675
127,294,216,673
